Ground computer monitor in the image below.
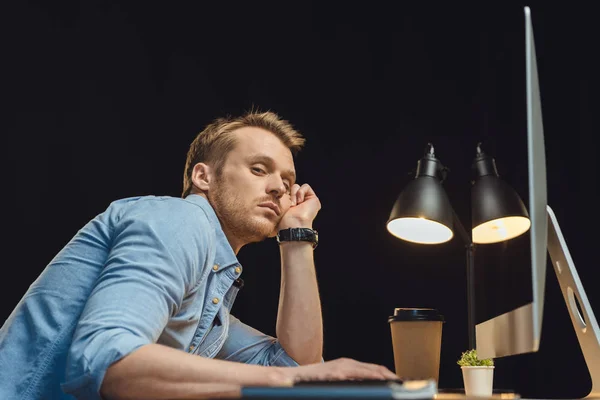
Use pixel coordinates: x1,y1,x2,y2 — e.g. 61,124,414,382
474,5,546,359
474,7,600,397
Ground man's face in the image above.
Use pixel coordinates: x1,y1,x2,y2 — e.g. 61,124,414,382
208,127,296,245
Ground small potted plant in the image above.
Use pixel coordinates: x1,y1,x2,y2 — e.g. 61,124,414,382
457,349,494,397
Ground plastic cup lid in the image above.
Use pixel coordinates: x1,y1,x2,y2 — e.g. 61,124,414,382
388,308,445,322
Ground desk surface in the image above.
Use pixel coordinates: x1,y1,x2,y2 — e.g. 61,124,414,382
240,384,521,400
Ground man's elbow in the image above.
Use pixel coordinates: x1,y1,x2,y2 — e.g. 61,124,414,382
288,348,323,365
296,356,323,365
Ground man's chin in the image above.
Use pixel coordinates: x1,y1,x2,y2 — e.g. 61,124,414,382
254,215,279,238
249,217,278,240
265,221,279,238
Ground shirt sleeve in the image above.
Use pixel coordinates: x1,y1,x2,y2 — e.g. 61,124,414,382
61,198,212,399
215,314,324,366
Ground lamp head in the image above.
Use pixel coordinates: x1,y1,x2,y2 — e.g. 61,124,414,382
387,144,454,244
471,143,531,244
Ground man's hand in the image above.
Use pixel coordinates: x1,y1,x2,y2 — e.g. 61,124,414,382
279,358,399,383
278,183,321,230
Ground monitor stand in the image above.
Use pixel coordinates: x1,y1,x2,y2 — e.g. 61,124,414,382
547,205,600,399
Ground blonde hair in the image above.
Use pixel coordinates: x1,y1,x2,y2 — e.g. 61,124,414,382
182,110,305,197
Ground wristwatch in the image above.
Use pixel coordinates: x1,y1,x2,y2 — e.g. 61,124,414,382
276,228,319,249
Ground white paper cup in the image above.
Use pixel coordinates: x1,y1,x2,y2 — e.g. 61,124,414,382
461,366,494,397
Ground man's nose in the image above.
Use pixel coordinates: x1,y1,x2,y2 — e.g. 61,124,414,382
268,176,286,198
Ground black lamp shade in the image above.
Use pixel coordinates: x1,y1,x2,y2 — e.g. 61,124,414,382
471,175,531,244
387,176,454,244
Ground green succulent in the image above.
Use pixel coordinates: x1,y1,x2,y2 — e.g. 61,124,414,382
457,349,494,367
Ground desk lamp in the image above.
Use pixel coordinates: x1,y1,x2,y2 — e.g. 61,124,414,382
386,143,531,349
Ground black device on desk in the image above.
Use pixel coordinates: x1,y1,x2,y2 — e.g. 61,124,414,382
241,378,437,399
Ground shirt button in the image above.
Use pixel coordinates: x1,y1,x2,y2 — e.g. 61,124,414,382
235,267,242,274
212,264,219,271
212,297,219,304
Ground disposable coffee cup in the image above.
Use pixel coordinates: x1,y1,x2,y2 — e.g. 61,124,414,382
388,308,444,382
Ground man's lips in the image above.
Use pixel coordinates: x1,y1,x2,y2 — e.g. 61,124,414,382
258,202,281,216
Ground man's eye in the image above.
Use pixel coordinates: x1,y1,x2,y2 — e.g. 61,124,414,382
284,184,291,193
251,167,266,174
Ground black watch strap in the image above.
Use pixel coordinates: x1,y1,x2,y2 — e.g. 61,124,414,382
276,228,318,249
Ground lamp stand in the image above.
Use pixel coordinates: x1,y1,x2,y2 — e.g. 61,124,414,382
466,243,476,350
451,208,477,350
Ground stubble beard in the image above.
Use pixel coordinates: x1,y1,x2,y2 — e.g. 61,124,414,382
208,179,277,245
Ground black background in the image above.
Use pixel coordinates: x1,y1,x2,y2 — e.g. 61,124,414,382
3,1,598,398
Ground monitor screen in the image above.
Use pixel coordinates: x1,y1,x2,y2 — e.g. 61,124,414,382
475,6,547,359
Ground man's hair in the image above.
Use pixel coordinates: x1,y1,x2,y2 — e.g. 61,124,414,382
182,110,306,197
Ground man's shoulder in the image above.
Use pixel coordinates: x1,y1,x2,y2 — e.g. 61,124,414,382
108,194,208,210
106,195,216,227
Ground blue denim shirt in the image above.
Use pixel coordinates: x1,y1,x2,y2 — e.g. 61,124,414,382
0,194,299,399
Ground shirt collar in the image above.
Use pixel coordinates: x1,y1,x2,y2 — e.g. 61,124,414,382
184,194,240,271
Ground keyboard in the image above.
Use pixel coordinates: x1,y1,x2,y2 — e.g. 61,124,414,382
295,378,405,386
241,378,437,399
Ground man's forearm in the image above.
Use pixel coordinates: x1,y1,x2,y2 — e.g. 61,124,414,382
276,242,323,365
101,343,291,400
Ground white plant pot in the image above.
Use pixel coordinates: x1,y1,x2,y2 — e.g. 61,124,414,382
461,366,494,397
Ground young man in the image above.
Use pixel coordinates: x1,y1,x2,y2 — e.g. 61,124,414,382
0,111,397,399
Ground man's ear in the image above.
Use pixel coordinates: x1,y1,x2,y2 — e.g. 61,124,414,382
191,163,213,192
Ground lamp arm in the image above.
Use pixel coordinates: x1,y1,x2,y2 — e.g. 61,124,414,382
451,206,477,350
451,207,472,247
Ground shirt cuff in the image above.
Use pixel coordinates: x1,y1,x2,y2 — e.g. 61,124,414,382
62,333,148,399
